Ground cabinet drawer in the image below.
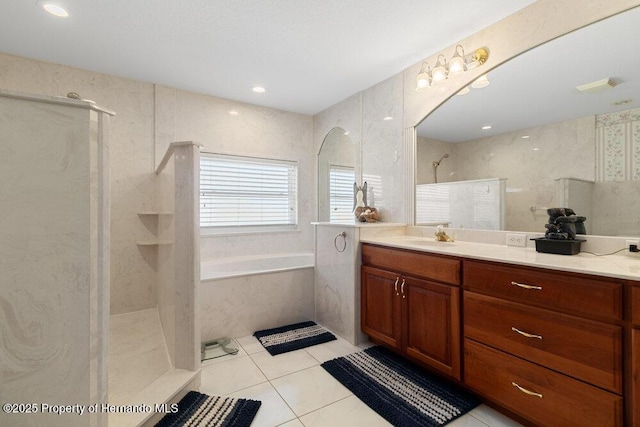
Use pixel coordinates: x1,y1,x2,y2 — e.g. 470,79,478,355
632,285,640,325
465,340,623,427
362,244,460,285
464,260,622,321
464,292,622,393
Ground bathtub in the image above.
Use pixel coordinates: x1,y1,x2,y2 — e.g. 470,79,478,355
201,252,315,281
200,253,316,339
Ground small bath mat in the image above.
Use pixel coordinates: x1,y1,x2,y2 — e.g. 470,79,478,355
253,320,337,356
155,391,261,427
322,346,480,427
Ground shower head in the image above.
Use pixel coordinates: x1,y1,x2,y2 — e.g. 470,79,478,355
434,153,449,166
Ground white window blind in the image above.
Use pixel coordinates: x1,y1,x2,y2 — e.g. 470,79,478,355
329,165,355,222
200,153,298,229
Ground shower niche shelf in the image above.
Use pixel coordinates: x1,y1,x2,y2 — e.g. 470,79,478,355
136,240,173,246
137,211,173,216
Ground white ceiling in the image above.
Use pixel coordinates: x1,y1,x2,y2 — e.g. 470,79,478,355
0,0,535,115
418,6,640,142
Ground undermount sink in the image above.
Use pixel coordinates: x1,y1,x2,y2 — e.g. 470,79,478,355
402,238,456,247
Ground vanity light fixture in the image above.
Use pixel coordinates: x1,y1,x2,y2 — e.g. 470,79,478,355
415,46,489,92
37,0,69,17
252,86,266,93
448,45,466,75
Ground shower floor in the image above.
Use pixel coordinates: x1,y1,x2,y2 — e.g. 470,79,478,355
108,308,172,405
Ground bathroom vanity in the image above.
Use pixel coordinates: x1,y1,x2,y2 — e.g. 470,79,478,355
360,237,640,426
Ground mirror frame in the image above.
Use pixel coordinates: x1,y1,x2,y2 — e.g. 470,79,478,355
403,1,640,228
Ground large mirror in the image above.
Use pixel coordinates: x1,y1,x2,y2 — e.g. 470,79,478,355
318,127,358,222
416,6,640,237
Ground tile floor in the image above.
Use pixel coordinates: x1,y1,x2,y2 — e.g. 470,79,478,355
199,334,523,427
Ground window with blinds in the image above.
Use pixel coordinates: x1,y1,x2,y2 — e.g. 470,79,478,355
200,153,298,231
329,165,355,222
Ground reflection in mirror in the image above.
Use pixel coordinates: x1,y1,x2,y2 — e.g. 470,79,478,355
318,127,356,222
415,6,640,236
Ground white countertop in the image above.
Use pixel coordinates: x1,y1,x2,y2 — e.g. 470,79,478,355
360,235,640,281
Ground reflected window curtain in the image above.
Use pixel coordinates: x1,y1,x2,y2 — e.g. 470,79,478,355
416,184,450,225
329,165,355,222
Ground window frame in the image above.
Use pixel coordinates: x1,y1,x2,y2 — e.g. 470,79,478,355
199,152,299,235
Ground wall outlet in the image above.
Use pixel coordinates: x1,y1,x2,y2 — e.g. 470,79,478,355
625,239,640,252
506,233,527,247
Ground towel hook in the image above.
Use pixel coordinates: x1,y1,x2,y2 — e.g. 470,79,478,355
334,231,347,252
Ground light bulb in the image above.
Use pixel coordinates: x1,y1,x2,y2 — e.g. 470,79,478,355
471,74,490,89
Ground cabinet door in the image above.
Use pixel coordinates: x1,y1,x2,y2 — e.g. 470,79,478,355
634,328,640,427
404,276,460,379
361,265,401,348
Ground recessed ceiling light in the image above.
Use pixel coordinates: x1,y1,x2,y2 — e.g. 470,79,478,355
383,116,394,121
481,125,492,130
37,1,69,17
252,86,266,93
228,110,239,116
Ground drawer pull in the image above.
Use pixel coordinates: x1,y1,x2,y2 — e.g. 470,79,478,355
511,327,542,340
394,277,400,296
511,381,543,398
511,281,542,290
401,279,406,299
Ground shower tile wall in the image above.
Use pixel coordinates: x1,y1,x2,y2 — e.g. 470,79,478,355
0,52,157,315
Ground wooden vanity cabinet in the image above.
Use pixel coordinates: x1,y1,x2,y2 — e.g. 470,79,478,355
631,285,640,426
361,244,461,379
464,260,624,426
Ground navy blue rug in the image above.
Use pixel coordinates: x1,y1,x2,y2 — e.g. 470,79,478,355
155,391,261,427
253,320,337,356
322,346,480,427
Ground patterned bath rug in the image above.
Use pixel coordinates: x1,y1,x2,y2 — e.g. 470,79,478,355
155,391,261,427
322,346,480,427
253,320,337,356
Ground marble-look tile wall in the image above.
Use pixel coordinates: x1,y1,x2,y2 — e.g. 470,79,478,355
0,52,157,315
154,86,315,260
0,92,110,427
362,74,405,223
596,107,640,182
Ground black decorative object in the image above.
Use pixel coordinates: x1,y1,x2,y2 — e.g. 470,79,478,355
533,207,586,255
